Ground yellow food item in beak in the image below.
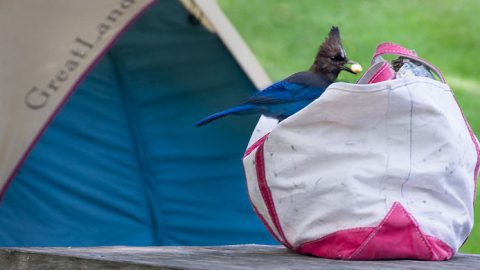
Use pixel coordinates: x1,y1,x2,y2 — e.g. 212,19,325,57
350,63,362,74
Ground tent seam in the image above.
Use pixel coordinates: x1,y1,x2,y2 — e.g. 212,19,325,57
108,51,164,245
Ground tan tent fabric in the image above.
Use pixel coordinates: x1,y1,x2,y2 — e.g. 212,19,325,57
0,0,274,191
0,0,156,191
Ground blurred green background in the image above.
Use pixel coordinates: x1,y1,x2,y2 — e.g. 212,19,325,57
218,0,480,253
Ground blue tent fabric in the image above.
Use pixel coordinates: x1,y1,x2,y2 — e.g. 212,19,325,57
0,0,275,246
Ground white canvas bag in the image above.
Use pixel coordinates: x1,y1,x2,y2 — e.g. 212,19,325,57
243,43,479,260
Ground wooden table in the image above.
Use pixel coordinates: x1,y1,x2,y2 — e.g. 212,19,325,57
1,245,479,270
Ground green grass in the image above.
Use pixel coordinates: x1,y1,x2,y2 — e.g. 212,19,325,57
218,0,480,253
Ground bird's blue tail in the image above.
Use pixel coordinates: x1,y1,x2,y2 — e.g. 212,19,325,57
195,104,257,126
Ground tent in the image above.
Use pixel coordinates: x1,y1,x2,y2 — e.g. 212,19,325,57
0,0,277,246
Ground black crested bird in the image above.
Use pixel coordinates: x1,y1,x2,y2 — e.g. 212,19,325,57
195,26,361,126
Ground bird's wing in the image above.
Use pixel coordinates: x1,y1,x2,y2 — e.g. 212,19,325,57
247,80,322,104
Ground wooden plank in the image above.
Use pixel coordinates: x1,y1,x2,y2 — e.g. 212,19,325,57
1,245,480,270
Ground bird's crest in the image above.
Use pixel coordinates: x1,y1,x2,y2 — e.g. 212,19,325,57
310,26,350,80
317,26,345,59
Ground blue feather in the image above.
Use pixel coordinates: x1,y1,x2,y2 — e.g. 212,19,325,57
195,104,259,126
196,72,330,126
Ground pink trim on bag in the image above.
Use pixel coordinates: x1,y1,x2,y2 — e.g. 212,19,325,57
251,201,285,244
425,235,456,261
295,227,374,259
296,202,453,260
255,144,293,249
349,202,433,260
372,42,417,61
367,62,394,84
0,1,157,201
244,133,270,158
242,147,284,244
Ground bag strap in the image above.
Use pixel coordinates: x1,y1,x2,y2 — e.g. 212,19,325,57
372,42,446,83
372,42,417,63
357,61,395,84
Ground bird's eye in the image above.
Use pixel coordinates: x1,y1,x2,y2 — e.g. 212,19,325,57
330,55,344,62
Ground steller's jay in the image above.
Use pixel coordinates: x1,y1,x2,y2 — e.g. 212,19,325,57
195,26,361,127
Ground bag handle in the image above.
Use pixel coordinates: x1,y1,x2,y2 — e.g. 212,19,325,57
356,61,395,84
372,42,446,83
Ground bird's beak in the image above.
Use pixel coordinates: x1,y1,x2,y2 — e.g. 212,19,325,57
341,60,362,74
